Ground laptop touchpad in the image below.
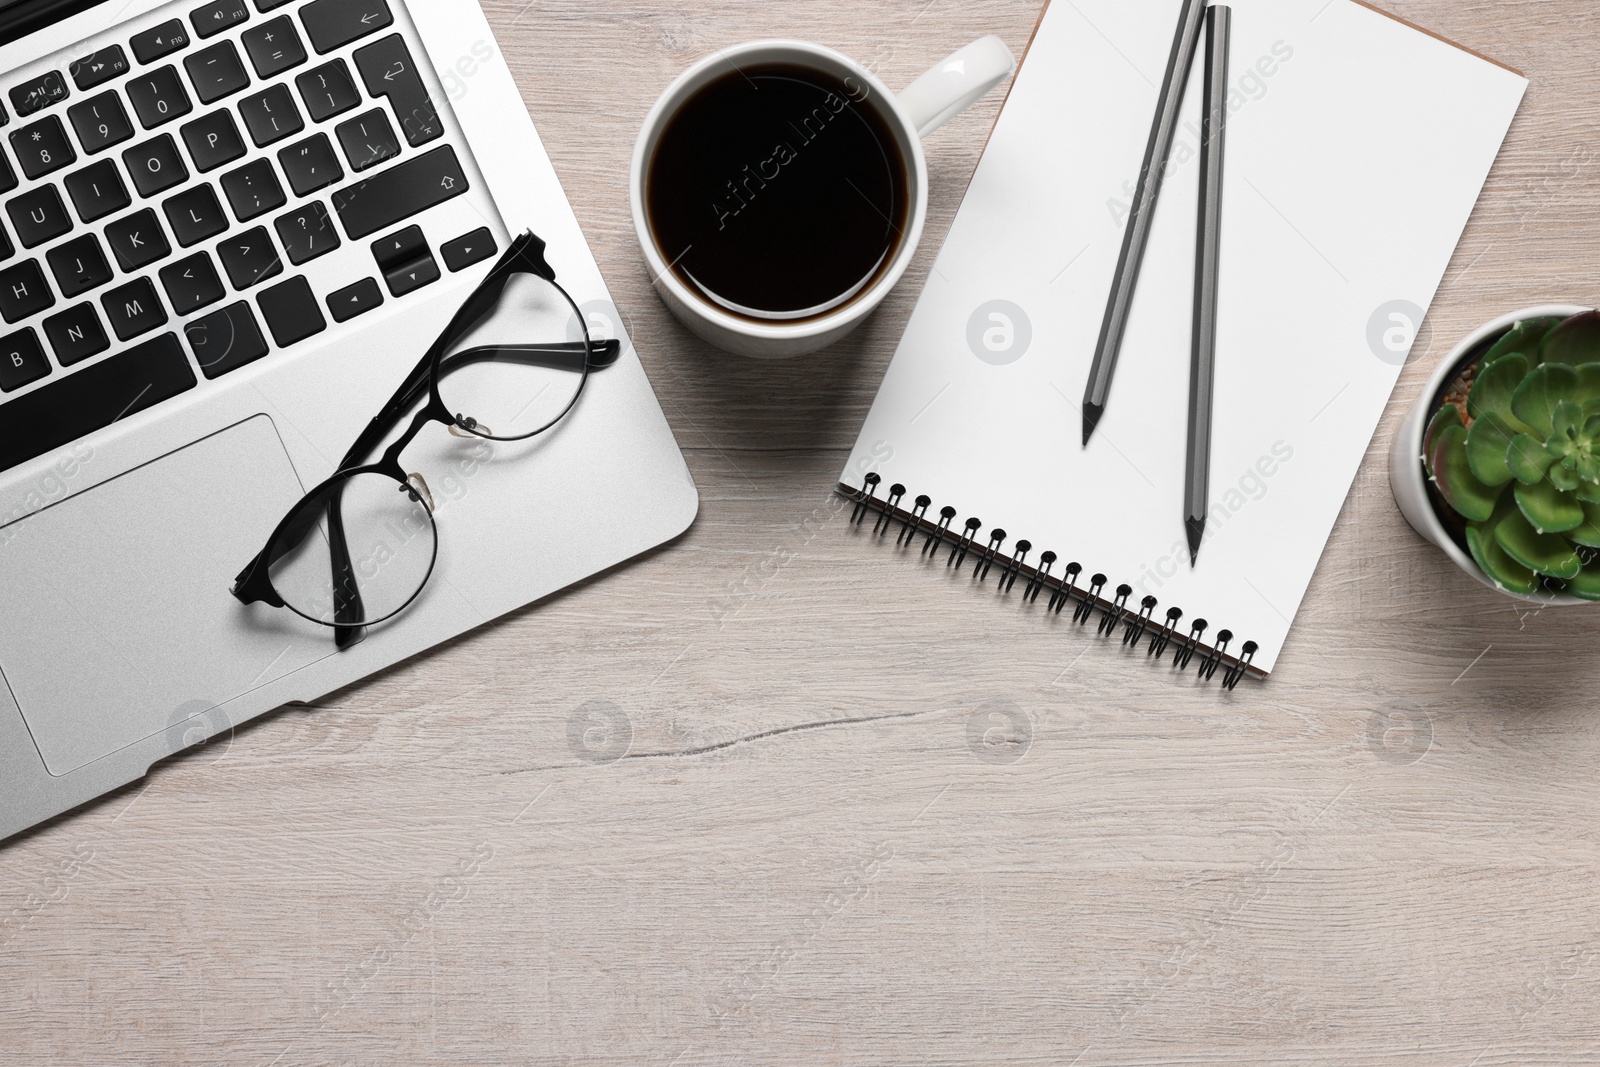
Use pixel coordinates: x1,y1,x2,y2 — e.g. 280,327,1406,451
0,415,336,776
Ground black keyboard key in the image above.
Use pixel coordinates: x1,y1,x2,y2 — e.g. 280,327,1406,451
0,327,48,392
130,20,190,65
441,227,494,272
9,72,68,118
163,183,228,245
0,260,54,322
354,34,442,147
184,42,249,105
300,0,391,54
159,250,225,313
127,65,193,128
102,277,167,339
295,59,358,122
254,0,294,10
242,16,306,79
123,134,188,196
180,108,245,170
67,91,133,153
6,186,72,247
42,302,110,365
10,116,76,179
0,152,14,195
239,84,303,146
0,226,12,261
220,157,283,219
371,223,434,296
192,0,250,37
334,108,396,171
46,233,113,297
330,144,466,239
69,47,130,91
257,274,323,346
277,132,340,195
187,300,268,377
0,331,194,473
384,249,435,296
275,200,338,264
327,276,380,322
104,208,171,270
217,225,281,288
64,159,131,222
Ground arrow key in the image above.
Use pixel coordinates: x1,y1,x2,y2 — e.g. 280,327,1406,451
441,228,494,272
370,224,437,297
327,277,382,323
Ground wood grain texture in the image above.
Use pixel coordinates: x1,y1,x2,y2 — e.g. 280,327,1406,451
5,1,1600,1064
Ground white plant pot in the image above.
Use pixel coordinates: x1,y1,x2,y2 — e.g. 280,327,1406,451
1389,303,1595,604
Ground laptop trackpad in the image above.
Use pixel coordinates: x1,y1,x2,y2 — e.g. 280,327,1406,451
0,415,336,776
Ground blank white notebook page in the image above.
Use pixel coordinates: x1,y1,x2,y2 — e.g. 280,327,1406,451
841,0,1526,674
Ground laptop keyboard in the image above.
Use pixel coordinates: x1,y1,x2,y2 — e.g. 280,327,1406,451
0,0,499,476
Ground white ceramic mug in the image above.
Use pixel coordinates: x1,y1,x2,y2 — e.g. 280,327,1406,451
630,36,1016,359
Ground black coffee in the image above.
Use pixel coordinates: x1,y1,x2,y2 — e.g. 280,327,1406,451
646,63,910,321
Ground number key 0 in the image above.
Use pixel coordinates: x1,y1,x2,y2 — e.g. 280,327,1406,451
127,65,195,129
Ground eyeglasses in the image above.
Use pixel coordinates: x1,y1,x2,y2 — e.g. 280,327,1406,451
230,230,619,648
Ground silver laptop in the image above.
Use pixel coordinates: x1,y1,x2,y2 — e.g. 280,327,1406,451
0,0,698,840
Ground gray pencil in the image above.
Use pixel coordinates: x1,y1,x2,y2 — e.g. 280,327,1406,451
1186,4,1230,566
1082,0,1208,447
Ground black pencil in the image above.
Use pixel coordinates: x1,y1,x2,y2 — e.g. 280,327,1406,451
1082,0,1208,447
1187,4,1230,566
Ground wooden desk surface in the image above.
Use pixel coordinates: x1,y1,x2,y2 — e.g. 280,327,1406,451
6,1,1600,1064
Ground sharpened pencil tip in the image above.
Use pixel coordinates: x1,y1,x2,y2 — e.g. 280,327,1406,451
1082,403,1104,447
1186,518,1206,567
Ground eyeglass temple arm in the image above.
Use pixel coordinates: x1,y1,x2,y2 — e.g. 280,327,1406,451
333,233,554,470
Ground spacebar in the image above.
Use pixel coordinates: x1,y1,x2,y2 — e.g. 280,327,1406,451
330,145,469,239
0,333,196,476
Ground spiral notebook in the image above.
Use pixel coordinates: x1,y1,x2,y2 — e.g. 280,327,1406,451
840,0,1526,684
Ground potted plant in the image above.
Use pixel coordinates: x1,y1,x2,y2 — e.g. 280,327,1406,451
1391,304,1600,603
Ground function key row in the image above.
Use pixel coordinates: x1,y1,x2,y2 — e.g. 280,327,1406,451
2,0,394,128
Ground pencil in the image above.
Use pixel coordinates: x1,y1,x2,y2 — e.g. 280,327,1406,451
1082,0,1209,447
1186,4,1230,566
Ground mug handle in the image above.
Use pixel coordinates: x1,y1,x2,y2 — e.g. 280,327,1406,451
895,35,1017,139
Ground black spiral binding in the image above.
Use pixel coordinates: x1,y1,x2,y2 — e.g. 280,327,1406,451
843,474,1259,690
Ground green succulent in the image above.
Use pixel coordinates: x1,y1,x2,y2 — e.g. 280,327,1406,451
1426,310,1600,599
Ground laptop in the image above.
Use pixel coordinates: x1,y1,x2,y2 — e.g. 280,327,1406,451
0,0,699,840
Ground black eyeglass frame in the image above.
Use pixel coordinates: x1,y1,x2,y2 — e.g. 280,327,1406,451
230,230,620,646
